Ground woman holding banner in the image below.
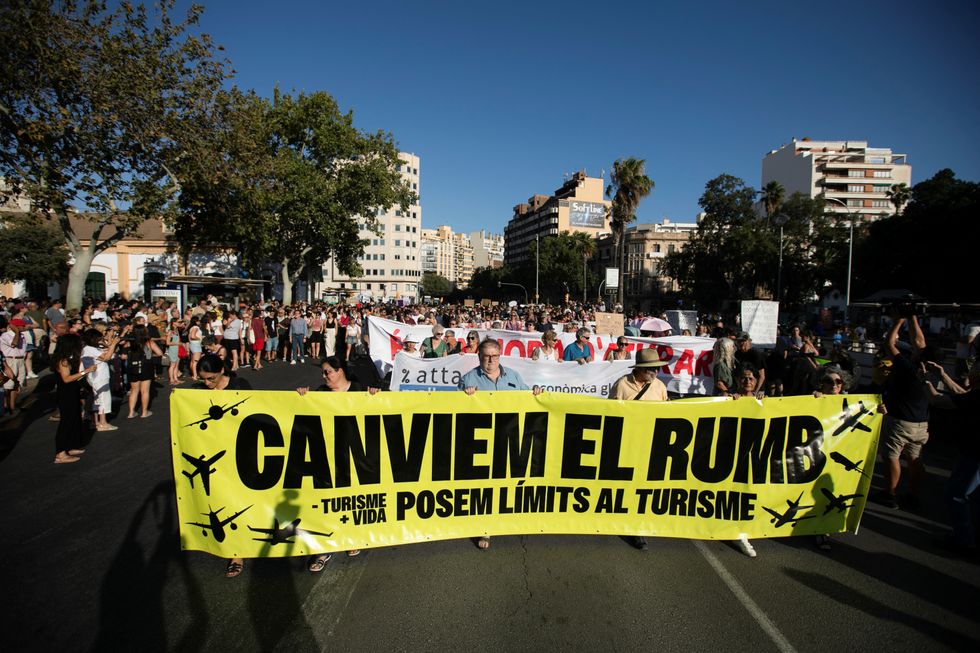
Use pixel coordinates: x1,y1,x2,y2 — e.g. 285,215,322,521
531,330,560,362
298,356,379,572
462,331,481,354
193,354,253,577
712,338,736,396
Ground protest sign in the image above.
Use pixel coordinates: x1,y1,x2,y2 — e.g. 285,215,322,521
665,310,698,335
595,312,624,336
171,390,881,558
741,301,779,347
368,316,716,394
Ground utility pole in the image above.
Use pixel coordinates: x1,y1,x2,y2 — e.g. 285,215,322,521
535,234,539,304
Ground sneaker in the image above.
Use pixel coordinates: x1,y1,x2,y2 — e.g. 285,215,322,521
290,360,296,365
27,373,38,379
735,535,757,558
240,364,251,368
101,424,119,431
301,358,306,363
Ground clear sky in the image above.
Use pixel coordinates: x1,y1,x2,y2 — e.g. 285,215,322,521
185,0,980,234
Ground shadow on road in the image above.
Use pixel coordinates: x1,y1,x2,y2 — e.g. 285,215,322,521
784,569,980,650
0,374,59,462
94,481,208,652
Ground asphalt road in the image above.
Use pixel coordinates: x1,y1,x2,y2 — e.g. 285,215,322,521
1,360,978,652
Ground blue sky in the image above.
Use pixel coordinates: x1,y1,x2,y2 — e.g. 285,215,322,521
186,0,980,234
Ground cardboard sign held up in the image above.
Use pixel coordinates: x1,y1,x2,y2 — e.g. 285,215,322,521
463,299,475,308
594,312,624,336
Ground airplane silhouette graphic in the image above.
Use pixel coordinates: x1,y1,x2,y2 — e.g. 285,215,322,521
181,450,226,495
831,398,873,437
829,451,870,478
762,492,816,528
185,397,249,430
187,505,252,542
248,518,334,545
821,488,864,515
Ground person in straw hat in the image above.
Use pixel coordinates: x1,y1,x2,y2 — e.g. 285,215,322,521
609,347,669,401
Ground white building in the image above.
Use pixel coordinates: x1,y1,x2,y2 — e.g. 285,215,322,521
324,152,423,303
762,138,912,221
421,225,475,288
469,230,504,269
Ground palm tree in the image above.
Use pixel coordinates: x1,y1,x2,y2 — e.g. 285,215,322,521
605,158,654,305
761,180,784,221
887,183,911,215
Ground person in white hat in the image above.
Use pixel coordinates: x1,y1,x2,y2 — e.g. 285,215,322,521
402,334,422,358
609,347,669,401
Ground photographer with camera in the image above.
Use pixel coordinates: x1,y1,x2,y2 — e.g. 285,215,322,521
878,307,941,510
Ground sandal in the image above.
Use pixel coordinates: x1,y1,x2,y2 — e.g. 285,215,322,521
225,559,244,578
347,549,361,557
308,554,332,572
68,449,86,455
54,454,80,464
477,537,491,550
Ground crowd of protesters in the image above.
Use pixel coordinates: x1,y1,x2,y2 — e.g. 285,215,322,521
1,292,977,565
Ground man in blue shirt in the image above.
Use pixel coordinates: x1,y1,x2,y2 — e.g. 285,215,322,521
458,338,542,395
458,338,541,551
562,327,594,365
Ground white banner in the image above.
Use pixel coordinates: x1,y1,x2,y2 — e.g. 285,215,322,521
368,316,716,395
390,352,633,397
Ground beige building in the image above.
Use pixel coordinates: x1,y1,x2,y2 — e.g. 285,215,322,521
504,171,611,266
762,138,912,221
469,230,504,269
421,225,475,288
594,220,693,308
324,152,423,302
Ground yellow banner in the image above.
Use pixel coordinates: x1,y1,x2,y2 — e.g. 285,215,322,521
170,390,881,558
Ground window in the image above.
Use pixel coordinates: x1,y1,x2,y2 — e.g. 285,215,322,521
412,212,417,219
380,254,385,260
413,168,418,175
871,200,890,208
847,199,863,207
412,183,417,190
668,245,675,254
395,210,402,217
873,170,891,178
372,239,378,246
653,244,661,253
395,224,401,231
340,283,345,289
366,283,372,290
848,170,864,178
85,271,107,301
848,185,865,193
390,283,397,291
395,240,401,247
395,254,401,260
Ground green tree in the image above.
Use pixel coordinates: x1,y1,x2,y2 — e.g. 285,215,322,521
886,182,911,215
606,158,654,304
530,231,597,303
0,0,229,309
0,215,69,286
421,272,452,296
761,180,785,220
854,169,979,301
174,88,414,304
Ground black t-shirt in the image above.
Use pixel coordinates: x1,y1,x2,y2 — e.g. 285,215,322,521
191,375,252,390
314,380,366,392
264,316,276,335
883,354,929,422
735,347,766,374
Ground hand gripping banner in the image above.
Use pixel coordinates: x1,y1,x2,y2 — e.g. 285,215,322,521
171,389,881,558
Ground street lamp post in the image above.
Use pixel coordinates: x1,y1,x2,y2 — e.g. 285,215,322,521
823,197,856,323
535,234,540,304
774,213,789,303
498,281,528,306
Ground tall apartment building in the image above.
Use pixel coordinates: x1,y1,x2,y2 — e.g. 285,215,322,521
469,230,504,270
594,220,694,308
325,152,423,302
421,225,475,288
762,138,912,221
503,171,611,266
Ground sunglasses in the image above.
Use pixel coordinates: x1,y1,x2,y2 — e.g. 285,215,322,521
468,336,478,341
822,378,844,386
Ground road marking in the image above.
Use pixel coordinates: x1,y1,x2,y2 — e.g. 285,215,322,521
694,541,798,653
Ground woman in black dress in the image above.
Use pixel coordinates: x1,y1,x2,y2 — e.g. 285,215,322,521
126,325,164,419
297,356,378,572
50,334,98,464
193,354,252,577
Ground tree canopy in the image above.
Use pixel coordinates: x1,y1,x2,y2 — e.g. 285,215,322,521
0,0,229,308
0,215,69,286
606,158,654,303
173,88,415,304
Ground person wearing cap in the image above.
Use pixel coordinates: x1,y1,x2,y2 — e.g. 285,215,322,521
421,325,447,358
734,332,766,393
1,318,29,414
609,348,669,402
609,347,669,550
562,327,594,365
402,334,422,358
